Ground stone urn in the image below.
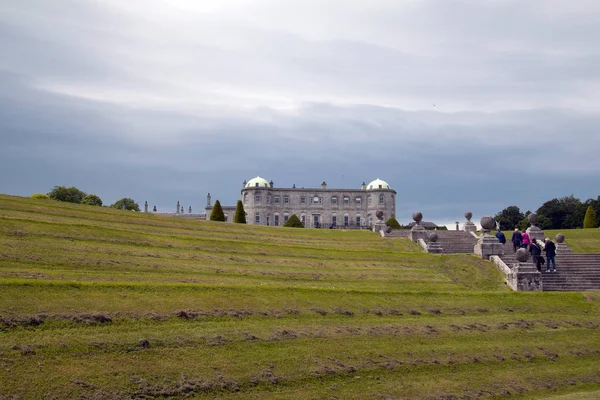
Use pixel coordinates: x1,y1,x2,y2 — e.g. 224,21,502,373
413,212,423,225
480,216,495,233
464,212,476,232
516,248,529,262
528,212,538,226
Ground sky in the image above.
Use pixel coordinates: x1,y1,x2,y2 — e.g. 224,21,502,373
1,0,600,226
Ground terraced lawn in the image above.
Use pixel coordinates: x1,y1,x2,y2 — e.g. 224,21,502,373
1,195,599,399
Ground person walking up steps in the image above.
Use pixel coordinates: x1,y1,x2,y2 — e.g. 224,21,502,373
495,229,506,245
521,229,530,249
544,237,557,272
511,228,522,253
530,239,543,271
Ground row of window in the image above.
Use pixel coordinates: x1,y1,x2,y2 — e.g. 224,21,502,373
245,193,391,206
253,213,381,227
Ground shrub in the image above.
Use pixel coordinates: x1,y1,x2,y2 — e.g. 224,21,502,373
47,186,86,203
210,200,225,222
110,198,140,211
583,206,598,228
284,214,304,228
385,216,402,229
81,194,103,206
29,193,49,200
234,200,246,224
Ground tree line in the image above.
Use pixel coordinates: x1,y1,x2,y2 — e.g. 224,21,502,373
494,195,600,230
31,186,140,211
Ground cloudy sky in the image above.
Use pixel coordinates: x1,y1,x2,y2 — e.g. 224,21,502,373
1,0,600,225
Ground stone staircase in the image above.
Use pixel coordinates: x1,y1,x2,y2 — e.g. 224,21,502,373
499,250,600,291
428,230,478,254
540,254,600,291
386,229,600,292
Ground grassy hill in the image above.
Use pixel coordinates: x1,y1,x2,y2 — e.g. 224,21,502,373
1,194,599,399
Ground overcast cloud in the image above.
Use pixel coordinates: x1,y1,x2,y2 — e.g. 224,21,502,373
1,0,600,226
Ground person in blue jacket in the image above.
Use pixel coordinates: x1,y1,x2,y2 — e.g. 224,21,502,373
544,237,557,272
495,229,506,245
510,228,522,253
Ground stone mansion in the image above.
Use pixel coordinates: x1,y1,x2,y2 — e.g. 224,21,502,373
206,176,397,228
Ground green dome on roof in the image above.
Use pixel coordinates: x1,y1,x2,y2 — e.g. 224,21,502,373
367,178,391,190
246,176,270,188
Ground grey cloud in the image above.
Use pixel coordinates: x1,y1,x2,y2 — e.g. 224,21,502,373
1,1,600,223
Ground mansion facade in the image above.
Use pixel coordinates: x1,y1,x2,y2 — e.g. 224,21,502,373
233,176,396,228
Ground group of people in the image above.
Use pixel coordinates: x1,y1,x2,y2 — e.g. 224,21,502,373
495,228,557,272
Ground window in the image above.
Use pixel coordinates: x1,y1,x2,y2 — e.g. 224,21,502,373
344,215,349,226
332,216,337,226
274,196,280,205
301,215,305,225
284,196,289,205
255,182,259,187
355,197,361,206
224,215,228,222
284,214,289,222
244,193,248,204
378,184,382,189
379,194,384,205
311,196,320,204
331,197,338,205
300,197,306,205
255,193,261,203
356,216,361,226
255,213,260,224
368,195,372,205
274,215,279,226
368,214,372,226
266,216,270,226
344,197,349,205
267,195,271,204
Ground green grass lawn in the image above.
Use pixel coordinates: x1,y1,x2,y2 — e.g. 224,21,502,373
1,194,599,399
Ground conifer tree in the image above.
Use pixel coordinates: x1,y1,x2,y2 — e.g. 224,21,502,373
583,206,598,228
234,200,246,224
283,214,304,228
385,216,402,229
210,200,225,222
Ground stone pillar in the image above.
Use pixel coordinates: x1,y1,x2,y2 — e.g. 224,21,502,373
526,213,544,242
153,205,157,212
409,212,428,242
426,232,443,253
455,221,459,231
144,201,148,213
555,233,572,254
474,216,504,259
372,210,386,233
189,206,192,214
464,212,476,233
511,248,542,291
176,201,180,214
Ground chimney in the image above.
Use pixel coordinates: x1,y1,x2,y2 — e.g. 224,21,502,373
206,193,212,207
